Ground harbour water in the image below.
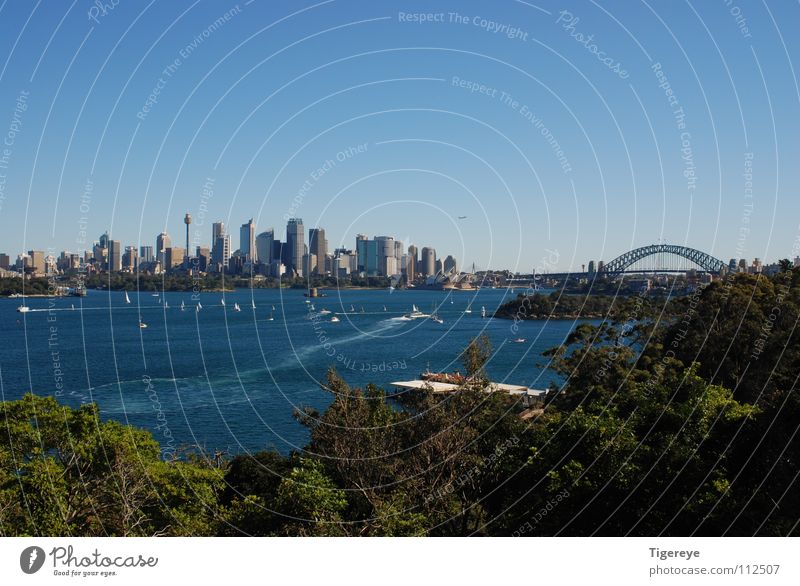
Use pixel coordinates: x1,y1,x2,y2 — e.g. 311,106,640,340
0,287,592,456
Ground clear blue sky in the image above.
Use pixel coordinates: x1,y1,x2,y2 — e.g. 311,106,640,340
0,0,798,271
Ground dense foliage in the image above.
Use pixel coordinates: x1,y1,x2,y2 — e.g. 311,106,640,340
1,270,797,536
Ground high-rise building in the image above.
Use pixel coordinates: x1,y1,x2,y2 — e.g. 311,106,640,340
0,253,9,270
28,250,46,276
140,246,154,264
211,222,230,271
587,260,596,274
308,228,328,275
357,237,378,276
165,247,184,270
240,218,256,263
256,230,274,266
375,236,395,276
443,255,458,274
407,245,418,281
108,240,122,272
196,246,210,272
420,247,436,276
156,232,171,266
285,218,304,276
122,246,138,271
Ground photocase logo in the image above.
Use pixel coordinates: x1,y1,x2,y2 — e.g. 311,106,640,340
20,546,46,574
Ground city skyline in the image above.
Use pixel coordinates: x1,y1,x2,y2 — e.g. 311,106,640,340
0,2,797,271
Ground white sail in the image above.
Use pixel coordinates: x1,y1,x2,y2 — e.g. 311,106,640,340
124,291,131,304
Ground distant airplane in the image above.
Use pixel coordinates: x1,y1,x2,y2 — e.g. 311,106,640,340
458,215,467,219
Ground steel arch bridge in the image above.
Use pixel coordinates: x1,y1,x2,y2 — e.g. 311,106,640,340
601,244,727,275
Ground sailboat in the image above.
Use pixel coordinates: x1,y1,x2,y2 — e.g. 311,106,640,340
71,304,75,310
251,300,256,310
349,304,355,313
481,306,487,318
271,305,275,311
196,304,201,313
221,298,226,307
197,302,202,310
124,291,131,304
164,300,169,309
310,303,315,311
139,317,148,328
268,312,274,321
180,300,185,311
464,304,472,314
383,305,387,312
233,303,241,312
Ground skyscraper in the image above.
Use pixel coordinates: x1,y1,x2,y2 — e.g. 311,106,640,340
256,230,274,265
211,222,230,271
407,245,418,281
285,218,304,276
140,245,154,264
421,247,436,276
108,240,122,272
156,232,171,266
308,228,328,275
240,218,256,263
375,236,395,276
443,255,458,274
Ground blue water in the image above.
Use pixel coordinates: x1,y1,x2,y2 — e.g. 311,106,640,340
0,287,589,456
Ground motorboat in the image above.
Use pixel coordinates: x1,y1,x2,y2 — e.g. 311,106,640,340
318,309,331,316
16,305,30,313
139,319,148,329
268,312,274,321
330,315,340,323
464,305,472,314
513,338,526,343
402,304,429,319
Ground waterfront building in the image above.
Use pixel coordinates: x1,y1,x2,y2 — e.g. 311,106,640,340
108,240,122,272
140,245,154,264
285,218,304,277
443,255,458,275
420,247,436,276
28,250,46,276
156,232,171,266
240,218,256,263
256,230,274,267
308,228,328,275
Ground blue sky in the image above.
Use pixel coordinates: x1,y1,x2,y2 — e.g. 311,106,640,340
0,0,797,271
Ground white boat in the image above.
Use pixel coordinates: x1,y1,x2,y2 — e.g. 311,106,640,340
464,305,472,314
16,305,30,313
139,318,148,328
402,304,429,319
271,305,276,311
164,301,169,309
233,303,241,312
180,300,185,311
310,303,316,311
304,299,311,304
388,285,395,291
481,306,487,318
196,304,200,313
330,315,340,323
251,300,256,309
71,304,75,310
349,305,355,312
151,293,159,297
318,309,331,316
268,312,274,321
124,291,131,304
221,299,226,307
431,315,444,324
383,305,387,312
198,302,202,310
513,338,526,343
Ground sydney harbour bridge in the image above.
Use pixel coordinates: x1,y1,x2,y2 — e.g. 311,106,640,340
511,244,728,283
